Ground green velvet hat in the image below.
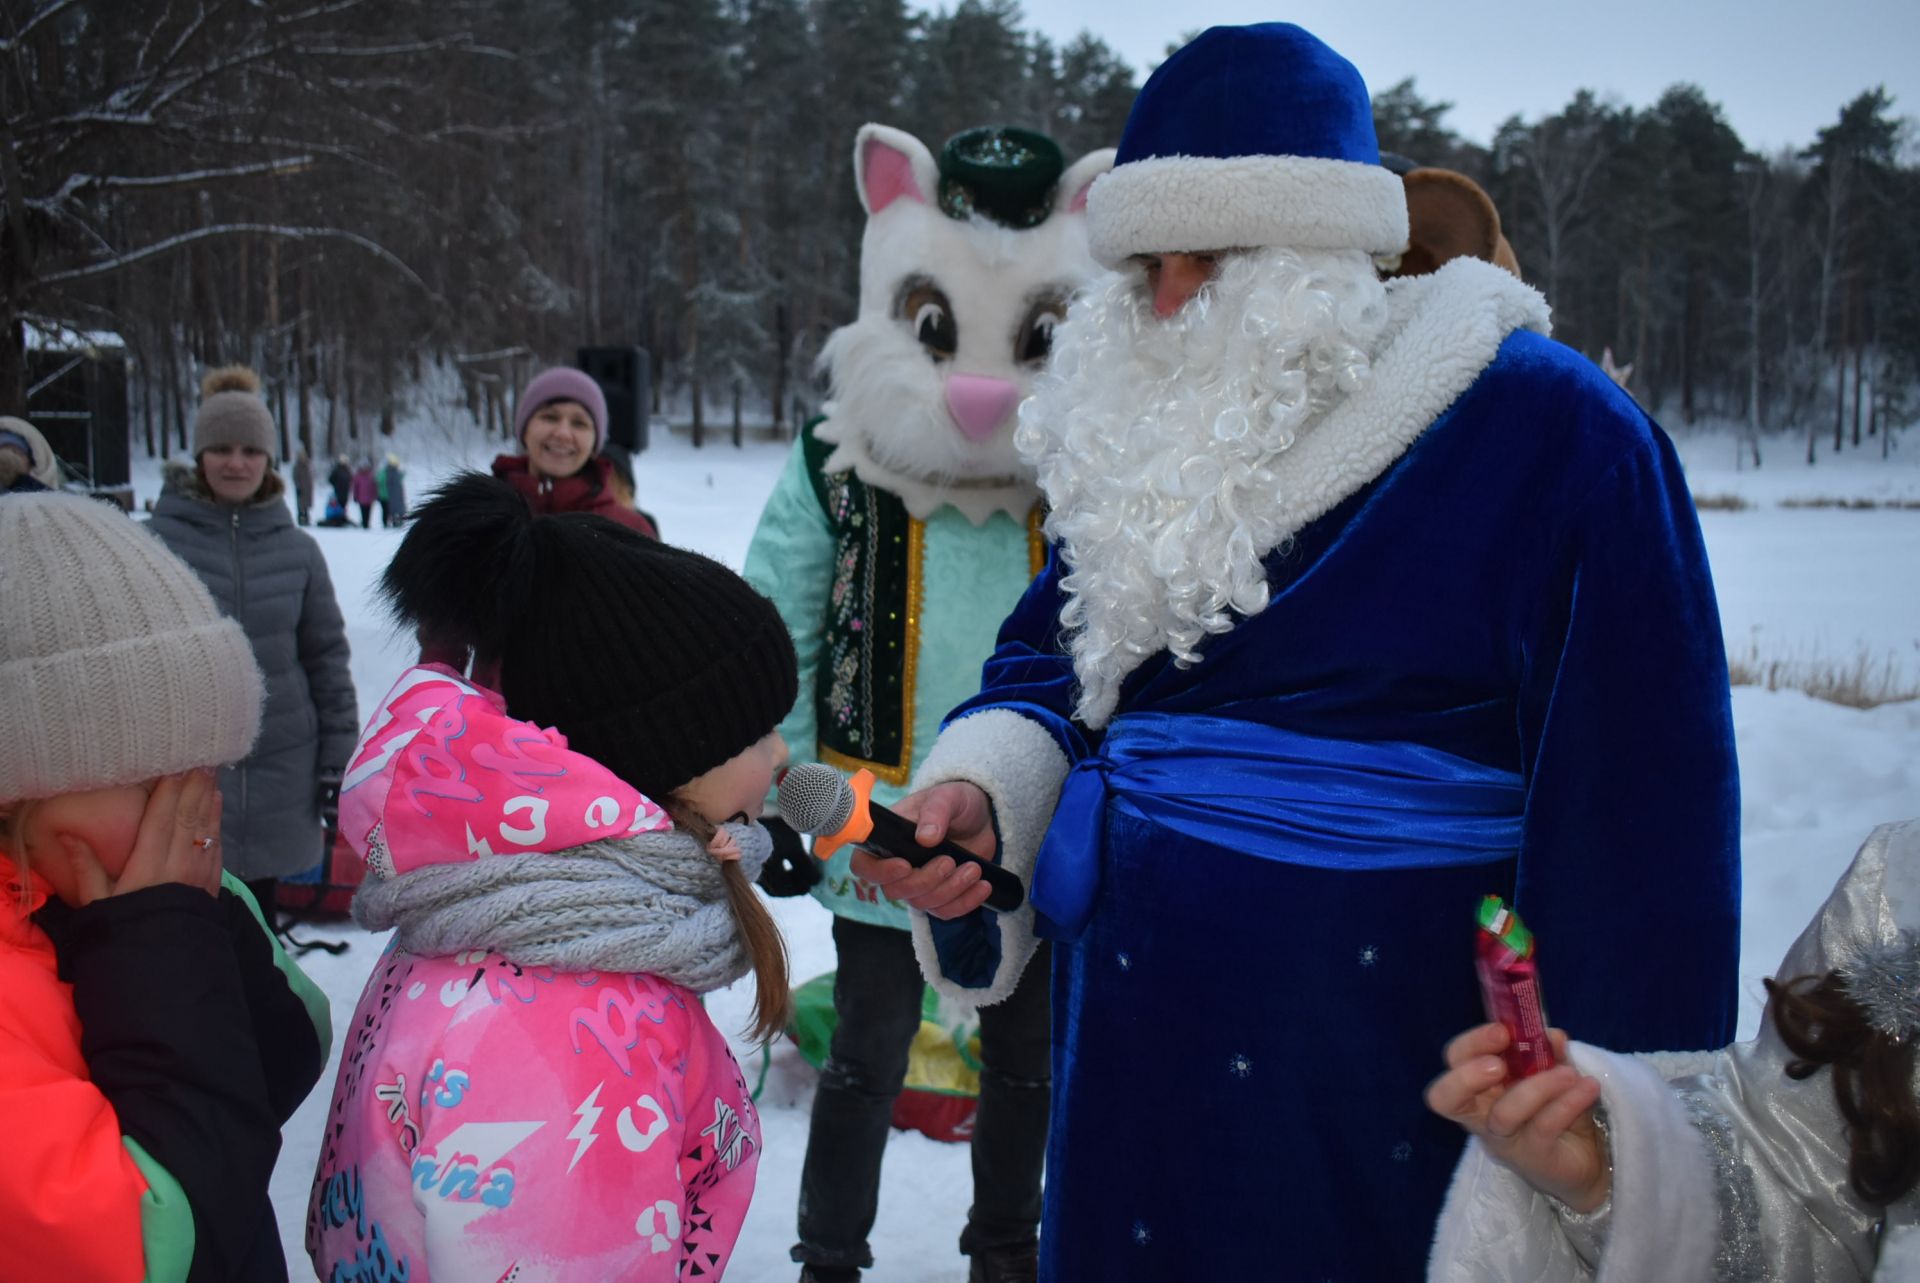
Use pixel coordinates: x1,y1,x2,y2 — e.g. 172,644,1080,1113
937,126,1066,229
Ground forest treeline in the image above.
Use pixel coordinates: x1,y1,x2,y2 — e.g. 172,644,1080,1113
1,0,1912,462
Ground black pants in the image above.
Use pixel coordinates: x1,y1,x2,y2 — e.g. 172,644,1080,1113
357,502,372,528
792,914,1051,1270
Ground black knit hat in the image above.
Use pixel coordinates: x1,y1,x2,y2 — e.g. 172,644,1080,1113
382,472,798,801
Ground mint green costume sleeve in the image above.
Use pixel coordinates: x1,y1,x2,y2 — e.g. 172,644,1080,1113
743,436,834,804
122,1137,194,1283
222,872,333,1062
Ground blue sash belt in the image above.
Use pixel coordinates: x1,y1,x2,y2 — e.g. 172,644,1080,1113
1032,712,1524,940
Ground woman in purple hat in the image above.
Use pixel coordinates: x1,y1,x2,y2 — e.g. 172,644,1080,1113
491,366,657,536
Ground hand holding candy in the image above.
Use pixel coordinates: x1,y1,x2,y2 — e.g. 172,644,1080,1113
1424,1022,1611,1213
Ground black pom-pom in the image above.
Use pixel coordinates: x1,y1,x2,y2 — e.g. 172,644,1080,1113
380,471,538,662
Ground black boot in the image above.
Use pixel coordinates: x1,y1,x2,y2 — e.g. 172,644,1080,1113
967,1239,1038,1283
798,1268,862,1283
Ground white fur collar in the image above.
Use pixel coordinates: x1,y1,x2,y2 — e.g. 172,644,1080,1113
1245,256,1549,552
1062,256,1548,726
815,414,1039,525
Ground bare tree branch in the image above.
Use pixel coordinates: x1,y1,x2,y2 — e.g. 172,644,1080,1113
36,223,430,294
289,35,507,59
0,0,85,53
279,0,374,23
31,154,315,208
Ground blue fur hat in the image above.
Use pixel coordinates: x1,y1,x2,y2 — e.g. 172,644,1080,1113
1085,24,1409,268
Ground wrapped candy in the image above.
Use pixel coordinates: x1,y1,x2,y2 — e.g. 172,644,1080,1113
1475,896,1556,1079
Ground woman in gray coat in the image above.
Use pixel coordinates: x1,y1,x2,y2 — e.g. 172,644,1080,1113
147,366,358,912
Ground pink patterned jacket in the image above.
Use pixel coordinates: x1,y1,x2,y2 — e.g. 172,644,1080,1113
307,665,760,1282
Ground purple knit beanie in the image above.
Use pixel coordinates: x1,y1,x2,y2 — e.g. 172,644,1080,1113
515,368,608,451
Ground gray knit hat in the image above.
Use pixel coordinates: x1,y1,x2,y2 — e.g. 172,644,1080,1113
192,365,277,457
0,494,264,804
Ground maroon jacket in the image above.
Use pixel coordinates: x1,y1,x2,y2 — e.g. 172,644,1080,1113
489,454,657,538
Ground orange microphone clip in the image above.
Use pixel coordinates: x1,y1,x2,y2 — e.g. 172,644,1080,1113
812,768,877,860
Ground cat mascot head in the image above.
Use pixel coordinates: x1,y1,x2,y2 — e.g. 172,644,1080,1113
816,125,1115,525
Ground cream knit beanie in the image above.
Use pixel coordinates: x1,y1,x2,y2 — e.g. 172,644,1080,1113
192,365,277,457
0,494,264,804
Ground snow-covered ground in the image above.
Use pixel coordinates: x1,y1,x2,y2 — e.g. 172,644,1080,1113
126,409,1920,1282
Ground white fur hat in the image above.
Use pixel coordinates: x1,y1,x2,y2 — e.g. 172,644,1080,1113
1085,24,1409,268
0,494,263,804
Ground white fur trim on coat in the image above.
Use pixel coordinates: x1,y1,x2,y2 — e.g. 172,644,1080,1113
1085,154,1409,268
1253,256,1549,558
1071,256,1549,727
905,708,1069,1007
1427,1043,1719,1283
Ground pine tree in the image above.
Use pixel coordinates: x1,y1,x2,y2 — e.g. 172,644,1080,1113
1372,79,1488,182
1054,33,1137,155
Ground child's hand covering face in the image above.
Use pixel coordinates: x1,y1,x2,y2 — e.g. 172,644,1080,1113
676,732,790,831
23,771,223,906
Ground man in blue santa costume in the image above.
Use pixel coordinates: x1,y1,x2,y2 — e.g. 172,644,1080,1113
853,23,1742,1281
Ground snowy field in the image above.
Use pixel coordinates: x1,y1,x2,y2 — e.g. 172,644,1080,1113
127,409,1920,1282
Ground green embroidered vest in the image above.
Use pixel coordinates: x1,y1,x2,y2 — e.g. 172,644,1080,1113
802,419,1048,787
803,419,919,784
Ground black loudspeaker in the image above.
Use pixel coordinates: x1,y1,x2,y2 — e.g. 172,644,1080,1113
577,346,649,453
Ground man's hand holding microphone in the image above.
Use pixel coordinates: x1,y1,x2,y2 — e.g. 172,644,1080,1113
850,780,1000,917
774,765,1015,916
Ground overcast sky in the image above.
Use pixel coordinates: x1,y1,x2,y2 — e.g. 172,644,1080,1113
1012,0,1920,155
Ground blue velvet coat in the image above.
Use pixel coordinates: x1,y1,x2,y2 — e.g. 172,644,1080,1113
919,317,1740,1280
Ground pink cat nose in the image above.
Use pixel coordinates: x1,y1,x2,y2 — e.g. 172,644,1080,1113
945,374,1021,443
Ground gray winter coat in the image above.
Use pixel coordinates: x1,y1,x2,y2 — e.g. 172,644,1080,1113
147,472,359,878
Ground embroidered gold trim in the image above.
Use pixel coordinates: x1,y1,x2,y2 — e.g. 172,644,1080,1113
1026,503,1047,578
821,516,925,788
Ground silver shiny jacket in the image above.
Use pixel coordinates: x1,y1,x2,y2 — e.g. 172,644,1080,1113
1431,819,1920,1283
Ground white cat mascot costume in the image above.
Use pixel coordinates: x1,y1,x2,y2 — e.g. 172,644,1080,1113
744,124,1112,1282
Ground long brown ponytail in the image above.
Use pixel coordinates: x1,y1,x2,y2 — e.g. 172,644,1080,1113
663,799,793,1044
1766,971,1920,1206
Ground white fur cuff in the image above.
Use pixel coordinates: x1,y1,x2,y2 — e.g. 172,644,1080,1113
907,708,1070,1006
1085,154,1409,268
1428,1043,1719,1282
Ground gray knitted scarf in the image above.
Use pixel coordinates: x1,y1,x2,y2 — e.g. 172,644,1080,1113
353,823,771,994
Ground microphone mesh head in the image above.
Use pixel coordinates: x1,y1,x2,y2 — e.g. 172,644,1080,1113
776,762,856,836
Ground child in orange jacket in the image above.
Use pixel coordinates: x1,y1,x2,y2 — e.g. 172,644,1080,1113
0,493,331,1282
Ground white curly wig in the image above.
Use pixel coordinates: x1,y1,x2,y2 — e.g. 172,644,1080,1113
1015,246,1390,726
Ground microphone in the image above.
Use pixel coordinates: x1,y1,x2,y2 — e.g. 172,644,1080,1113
776,763,1025,913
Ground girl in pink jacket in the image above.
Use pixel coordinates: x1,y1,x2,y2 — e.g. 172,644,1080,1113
307,473,798,1282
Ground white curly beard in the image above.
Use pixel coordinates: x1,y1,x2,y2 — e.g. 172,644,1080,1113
1015,247,1390,727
